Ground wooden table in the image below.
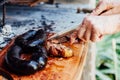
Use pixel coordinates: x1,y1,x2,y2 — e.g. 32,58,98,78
0,40,88,80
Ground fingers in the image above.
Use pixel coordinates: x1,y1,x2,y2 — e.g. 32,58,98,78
91,2,104,15
70,23,88,44
91,1,113,15
90,31,99,42
70,31,78,44
90,27,102,42
71,21,103,43
77,20,103,42
83,23,92,42
77,24,86,41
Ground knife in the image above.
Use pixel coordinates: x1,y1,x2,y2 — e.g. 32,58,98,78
48,26,77,40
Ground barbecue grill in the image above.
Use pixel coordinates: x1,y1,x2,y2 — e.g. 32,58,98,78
0,0,54,28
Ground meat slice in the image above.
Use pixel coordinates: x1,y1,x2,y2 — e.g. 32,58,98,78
46,41,73,58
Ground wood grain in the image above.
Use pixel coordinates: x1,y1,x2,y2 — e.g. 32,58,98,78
0,40,88,80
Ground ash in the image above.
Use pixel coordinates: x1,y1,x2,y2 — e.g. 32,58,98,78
0,4,88,50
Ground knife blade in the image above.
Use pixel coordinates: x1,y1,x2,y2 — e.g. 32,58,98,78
48,26,77,40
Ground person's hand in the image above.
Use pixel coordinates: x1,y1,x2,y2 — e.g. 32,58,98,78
70,0,120,44
92,0,120,15
70,15,120,43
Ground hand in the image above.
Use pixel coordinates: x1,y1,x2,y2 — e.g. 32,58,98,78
70,15,120,43
92,0,120,15
70,0,120,44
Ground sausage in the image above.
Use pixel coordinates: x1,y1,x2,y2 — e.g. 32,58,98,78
15,30,37,48
31,47,48,69
4,29,48,75
15,29,46,52
26,29,46,52
5,45,48,75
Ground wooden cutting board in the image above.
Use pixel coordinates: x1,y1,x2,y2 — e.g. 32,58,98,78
0,40,88,80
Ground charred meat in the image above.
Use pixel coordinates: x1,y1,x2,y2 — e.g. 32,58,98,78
15,29,46,52
4,29,48,75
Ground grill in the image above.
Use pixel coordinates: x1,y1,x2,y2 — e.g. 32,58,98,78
0,0,54,28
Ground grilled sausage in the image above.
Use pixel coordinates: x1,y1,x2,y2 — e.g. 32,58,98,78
5,45,48,75
15,29,46,52
5,29,48,75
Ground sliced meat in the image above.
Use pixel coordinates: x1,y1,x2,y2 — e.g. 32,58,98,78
46,41,73,58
